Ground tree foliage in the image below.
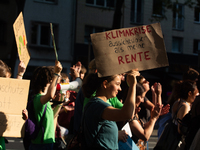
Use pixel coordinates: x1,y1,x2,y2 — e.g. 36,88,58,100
112,0,200,28
150,0,199,22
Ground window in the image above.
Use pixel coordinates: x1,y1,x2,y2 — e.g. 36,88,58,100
34,0,57,4
172,37,183,53
172,3,184,30
84,26,110,43
0,20,6,44
30,22,58,48
193,40,200,54
152,0,164,17
194,7,200,23
130,0,143,24
86,0,115,8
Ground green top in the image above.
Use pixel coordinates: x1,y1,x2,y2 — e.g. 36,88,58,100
32,94,55,144
0,137,5,150
83,92,123,109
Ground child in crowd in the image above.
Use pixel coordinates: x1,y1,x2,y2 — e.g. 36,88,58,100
28,61,62,150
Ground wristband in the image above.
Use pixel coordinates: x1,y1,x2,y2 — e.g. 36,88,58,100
17,73,23,77
54,73,61,77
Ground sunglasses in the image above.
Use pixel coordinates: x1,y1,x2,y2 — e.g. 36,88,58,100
142,80,148,84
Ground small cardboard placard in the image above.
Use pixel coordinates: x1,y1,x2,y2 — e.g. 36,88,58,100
13,12,30,67
90,23,169,77
0,78,30,137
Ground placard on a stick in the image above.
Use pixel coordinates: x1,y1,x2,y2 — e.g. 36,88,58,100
0,77,30,137
90,23,169,77
13,12,30,67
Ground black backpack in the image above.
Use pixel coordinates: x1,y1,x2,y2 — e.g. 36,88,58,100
178,110,200,150
23,97,47,150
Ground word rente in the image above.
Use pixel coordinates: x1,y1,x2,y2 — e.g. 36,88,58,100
105,25,151,40
118,51,150,65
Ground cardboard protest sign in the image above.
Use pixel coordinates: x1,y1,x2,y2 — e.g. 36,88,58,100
13,12,30,67
90,22,169,77
0,77,30,137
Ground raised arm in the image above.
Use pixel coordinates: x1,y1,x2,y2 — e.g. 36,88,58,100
102,69,140,122
129,103,162,141
155,82,162,105
16,61,26,79
40,61,62,104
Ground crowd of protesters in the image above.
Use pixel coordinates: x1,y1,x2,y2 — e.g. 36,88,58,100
0,58,200,150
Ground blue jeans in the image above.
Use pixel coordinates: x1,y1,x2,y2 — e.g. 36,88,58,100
29,143,54,150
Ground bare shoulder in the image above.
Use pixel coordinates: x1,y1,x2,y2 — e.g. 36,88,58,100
191,97,200,117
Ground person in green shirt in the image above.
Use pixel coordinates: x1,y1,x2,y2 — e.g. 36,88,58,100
28,61,62,150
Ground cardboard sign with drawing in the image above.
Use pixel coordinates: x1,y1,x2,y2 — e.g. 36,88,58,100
0,78,30,137
90,22,169,77
13,12,31,68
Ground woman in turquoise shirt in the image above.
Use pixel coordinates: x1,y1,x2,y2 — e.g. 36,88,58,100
82,69,139,149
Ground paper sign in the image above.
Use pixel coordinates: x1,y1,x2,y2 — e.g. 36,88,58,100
0,77,30,137
122,122,132,137
90,23,169,77
13,12,30,67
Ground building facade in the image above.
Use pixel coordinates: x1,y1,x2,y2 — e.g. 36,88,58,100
74,0,200,101
15,0,77,78
75,0,199,68
0,0,19,72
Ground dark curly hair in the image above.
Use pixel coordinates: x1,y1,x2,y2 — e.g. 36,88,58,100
30,66,54,94
168,80,197,105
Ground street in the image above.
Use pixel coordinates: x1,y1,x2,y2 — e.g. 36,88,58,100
4,129,158,150
149,129,158,150
5,137,24,150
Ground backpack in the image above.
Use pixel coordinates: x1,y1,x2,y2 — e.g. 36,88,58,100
23,98,47,150
178,110,200,150
177,110,192,136
154,105,183,150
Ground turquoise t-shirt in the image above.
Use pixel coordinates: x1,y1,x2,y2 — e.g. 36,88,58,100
32,94,55,144
83,97,118,150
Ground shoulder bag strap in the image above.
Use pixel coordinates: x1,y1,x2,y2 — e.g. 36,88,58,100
174,104,185,126
173,103,183,120
39,104,47,143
